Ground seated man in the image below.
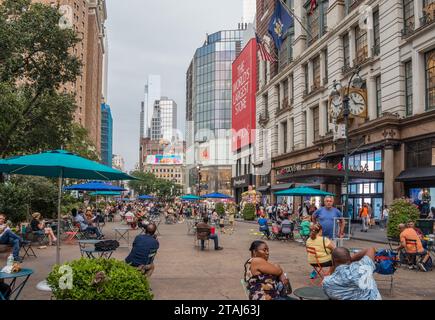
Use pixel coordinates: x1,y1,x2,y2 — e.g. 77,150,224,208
72,210,103,239
125,223,159,277
397,223,431,271
322,247,382,300
0,213,23,262
196,217,223,251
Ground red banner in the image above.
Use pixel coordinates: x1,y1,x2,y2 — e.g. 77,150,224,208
232,38,257,152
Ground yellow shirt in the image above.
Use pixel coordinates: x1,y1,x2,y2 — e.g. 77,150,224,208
306,236,332,264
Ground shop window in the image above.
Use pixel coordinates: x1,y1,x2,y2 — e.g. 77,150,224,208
406,139,432,168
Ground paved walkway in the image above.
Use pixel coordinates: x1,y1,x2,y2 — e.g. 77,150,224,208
4,218,434,300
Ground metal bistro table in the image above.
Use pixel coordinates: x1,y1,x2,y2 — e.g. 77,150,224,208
293,286,330,300
113,227,133,248
0,268,34,300
78,239,115,259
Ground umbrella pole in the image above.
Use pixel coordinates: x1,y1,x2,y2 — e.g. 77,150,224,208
56,170,63,265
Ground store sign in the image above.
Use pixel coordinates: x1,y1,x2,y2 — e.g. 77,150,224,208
279,165,300,175
232,175,252,188
350,163,369,173
231,38,257,152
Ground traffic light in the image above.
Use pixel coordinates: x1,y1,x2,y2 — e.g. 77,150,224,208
337,162,343,171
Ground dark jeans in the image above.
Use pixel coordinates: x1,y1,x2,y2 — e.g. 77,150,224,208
201,234,219,249
0,230,22,260
260,227,270,238
85,226,101,238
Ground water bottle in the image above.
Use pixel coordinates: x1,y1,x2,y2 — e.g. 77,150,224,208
7,254,14,267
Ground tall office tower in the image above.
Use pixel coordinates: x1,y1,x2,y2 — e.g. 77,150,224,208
186,26,245,195
140,101,145,139
34,0,108,153
144,75,161,138
150,100,162,141
159,97,177,143
100,103,113,166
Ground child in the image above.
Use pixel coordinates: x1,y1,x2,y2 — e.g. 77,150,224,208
299,216,311,242
258,214,270,239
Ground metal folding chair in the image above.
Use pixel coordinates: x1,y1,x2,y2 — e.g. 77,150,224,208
20,241,37,260
306,246,329,286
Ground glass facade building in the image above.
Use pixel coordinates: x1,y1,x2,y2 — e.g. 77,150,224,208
101,103,113,167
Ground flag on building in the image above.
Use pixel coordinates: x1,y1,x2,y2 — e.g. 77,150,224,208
255,33,277,62
310,0,318,14
268,0,294,50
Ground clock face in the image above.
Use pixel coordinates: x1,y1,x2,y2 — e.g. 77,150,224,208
349,92,366,116
330,96,342,118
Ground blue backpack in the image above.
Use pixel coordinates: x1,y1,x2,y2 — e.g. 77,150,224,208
374,249,399,275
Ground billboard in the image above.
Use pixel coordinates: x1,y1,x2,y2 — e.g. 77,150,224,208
231,38,257,152
146,154,183,165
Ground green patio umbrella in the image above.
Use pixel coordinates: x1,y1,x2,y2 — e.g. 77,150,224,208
180,194,201,201
274,186,335,197
0,149,136,264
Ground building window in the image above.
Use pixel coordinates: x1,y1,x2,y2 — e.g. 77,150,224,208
312,55,321,90
343,33,350,70
313,106,320,141
290,74,294,104
375,76,382,117
426,49,435,110
303,111,307,147
344,150,383,172
403,0,415,35
422,0,435,26
290,117,295,149
283,121,288,154
306,0,328,46
373,10,380,55
355,25,368,64
406,139,433,169
278,30,294,71
283,78,289,108
324,49,328,83
405,60,413,116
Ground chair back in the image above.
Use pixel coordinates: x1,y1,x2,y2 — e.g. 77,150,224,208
306,246,322,265
405,239,418,252
196,227,211,240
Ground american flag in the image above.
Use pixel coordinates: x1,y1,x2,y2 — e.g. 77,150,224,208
255,33,277,63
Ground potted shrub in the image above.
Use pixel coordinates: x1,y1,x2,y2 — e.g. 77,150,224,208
387,199,420,240
242,203,256,221
47,258,153,300
215,202,225,216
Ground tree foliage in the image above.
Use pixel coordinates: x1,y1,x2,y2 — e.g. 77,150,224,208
0,0,82,157
128,170,183,200
66,124,100,161
387,199,420,239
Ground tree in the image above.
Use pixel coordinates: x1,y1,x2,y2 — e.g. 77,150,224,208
387,199,420,239
0,0,82,157
128,171,158,196
66,124,100,161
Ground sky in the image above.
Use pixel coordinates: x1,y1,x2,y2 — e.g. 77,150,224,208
106,0,244,172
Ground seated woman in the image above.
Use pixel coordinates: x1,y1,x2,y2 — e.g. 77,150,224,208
306,223,335,271
30,212,57,246
244,240,293,300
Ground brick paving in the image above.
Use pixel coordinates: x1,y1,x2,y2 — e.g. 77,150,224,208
3,218,434,300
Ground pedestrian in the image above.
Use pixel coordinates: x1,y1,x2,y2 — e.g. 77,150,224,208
359,203,369,233
312,196,345,240
380,205,389,230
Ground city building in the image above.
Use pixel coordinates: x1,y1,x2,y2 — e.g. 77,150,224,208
143,75,161,139
112,154,125,172
140,101,145,140
254,0,435,221
35,0,107,153
100,103,113,166
159,98,178,143
186,25,246,196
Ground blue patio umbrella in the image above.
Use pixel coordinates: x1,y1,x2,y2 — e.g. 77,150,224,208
274,186,335,197
0,149,136,264
201,192,233,199
138,195,154,200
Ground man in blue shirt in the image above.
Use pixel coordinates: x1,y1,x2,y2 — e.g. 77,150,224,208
125,223,159,277
323,247,382,300
72,209,103,239
312,196,344,240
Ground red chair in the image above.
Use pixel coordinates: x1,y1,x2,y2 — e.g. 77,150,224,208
63,221,80,245
306,246,329,286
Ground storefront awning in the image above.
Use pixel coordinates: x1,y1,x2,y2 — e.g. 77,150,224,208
271,183,294,191
257,185,270,192
396,167,435,182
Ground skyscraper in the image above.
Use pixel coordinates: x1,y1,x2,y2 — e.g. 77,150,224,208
143,75,161,138
101,103,113,166
159,98,177,143
186,26,245,195
140,101,145,139
242,0,256,24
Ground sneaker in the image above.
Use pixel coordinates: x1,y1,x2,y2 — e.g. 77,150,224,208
418,262,427,272
215,247,223,251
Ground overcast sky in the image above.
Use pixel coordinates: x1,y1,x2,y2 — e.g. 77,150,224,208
106,0,243,171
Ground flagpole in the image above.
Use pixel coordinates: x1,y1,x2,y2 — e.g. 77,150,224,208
278,0,313,40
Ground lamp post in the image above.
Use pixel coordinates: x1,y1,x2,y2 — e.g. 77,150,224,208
196,165,201,197
330,67,363,218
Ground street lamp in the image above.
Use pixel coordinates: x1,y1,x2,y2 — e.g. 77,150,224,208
196,165,201,197
330,67,363,218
